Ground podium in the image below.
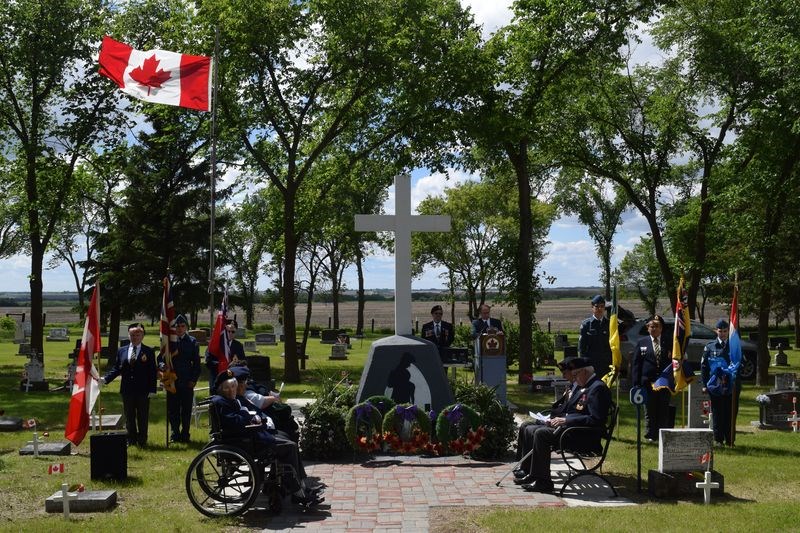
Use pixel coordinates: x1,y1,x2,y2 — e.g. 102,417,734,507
474,331,507,404
90,431,127,481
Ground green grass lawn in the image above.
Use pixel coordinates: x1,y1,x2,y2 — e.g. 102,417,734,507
1,332,799,531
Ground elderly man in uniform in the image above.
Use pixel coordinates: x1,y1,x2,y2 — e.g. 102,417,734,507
420,305,454,354
701,319,741,446
578,294,612,376
212,367,323,506
514,357,611,493
631,314,673,442
100,323,157,447
158,314,201,443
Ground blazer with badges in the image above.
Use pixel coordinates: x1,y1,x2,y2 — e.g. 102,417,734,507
631,335,673,387
559,375,611,453
103,343,157,396
420,320,454,349
470,317,503,338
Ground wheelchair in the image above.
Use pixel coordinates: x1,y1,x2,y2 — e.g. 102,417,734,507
185,399,297,517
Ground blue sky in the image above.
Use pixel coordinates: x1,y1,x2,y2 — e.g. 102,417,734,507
0,0,659,293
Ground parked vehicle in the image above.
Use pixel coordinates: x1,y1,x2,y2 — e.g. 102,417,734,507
619,318,757,380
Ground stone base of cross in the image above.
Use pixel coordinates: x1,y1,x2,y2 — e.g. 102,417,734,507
695,470,720,504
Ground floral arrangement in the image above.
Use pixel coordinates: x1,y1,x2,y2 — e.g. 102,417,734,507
345,401,383,452
755,394,771,404
382,404,431,454
435,403,485,455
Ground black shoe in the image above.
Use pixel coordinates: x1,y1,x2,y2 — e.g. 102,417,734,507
522,480,554,493
170,435,181,443
514,475,535,485
513,468,527,478
291,492,324,507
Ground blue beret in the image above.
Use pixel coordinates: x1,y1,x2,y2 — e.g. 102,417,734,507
173,314,188,325
591,295,605,305
230,366,250,381
214,368,236,387
715,319,729,329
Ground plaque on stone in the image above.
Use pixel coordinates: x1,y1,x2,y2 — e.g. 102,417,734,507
658,429,714,473
330,344,347,360
687,380,710,429
24,357,45,382
775,373,797,392
320,329,338,344
243,340,259,353
757,391,800,429
46,327,69,341
255,333,277,346
356,335,453,412
45,490,117,513
19,441,71,456
189,329,207,345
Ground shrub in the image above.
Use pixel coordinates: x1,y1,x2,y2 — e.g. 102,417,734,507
0,316,15,332
453,324,473,349
452,381,516,460
299,402,349,460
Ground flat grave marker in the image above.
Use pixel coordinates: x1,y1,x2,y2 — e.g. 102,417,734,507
45,488,117,514
19,441,71,456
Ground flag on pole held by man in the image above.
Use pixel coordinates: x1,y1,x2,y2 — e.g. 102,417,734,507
653,277,695,394
64,284,102,446
159,276,178,394
98,36,212,111
602,285,622,387
727,284,742,376
207,287,230,375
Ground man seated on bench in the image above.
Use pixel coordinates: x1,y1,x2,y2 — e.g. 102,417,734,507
514,357,611,493
211,368,323,506
514,355,577,481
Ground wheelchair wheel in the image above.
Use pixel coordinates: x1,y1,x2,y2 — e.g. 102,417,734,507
185,444,261,517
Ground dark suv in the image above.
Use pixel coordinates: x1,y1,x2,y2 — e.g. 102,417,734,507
619,318,757,380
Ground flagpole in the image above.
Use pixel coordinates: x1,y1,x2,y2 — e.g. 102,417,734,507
208,26,220,328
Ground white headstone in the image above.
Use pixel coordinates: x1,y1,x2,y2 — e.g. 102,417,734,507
13,320,25,343
687,380,710,428
24,358,45,383
658,428,714,473
354,174,451,335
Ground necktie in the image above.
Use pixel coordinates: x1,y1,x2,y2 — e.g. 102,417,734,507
435,323,440,338
130,346,137,363
653,338,661,367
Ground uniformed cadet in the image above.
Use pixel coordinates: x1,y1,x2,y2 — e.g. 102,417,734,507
158,314,201,443
578,295,612,374
701,319,741,446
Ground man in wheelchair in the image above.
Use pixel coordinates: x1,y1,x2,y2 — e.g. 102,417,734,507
211,367,323,506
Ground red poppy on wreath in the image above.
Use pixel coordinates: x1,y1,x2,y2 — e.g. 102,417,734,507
382,404,432,454
346,402,383,453
436,403,485,456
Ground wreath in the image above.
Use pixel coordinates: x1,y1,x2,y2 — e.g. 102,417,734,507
364,395,396,416
382,404,431,454
345,401,383,452
436,403,485,455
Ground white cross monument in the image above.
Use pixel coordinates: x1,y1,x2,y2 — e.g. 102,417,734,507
355,174,450,335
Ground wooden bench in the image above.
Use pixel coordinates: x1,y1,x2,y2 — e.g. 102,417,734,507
555,401,619,497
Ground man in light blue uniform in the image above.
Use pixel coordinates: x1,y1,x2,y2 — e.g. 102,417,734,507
701,319,740,446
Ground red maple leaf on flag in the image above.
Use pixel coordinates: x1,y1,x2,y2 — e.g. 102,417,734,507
130,54,171,95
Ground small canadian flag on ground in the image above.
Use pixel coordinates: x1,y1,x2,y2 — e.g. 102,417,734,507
98,36,212,111
26,418,36,428
49,463,65,474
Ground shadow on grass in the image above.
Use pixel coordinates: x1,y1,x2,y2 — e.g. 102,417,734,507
602,471,756,505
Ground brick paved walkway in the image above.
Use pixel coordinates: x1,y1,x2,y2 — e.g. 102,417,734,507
238,454,632,532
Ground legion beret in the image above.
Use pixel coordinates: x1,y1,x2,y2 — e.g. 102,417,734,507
568,357,593,370
173,314,188,326
128,322,145,335
215,368,236,387
557,356,576,371
647,314,665,326
591,295,605,305
715,319,729,329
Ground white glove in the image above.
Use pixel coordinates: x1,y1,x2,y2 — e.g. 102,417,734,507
97,378,105,388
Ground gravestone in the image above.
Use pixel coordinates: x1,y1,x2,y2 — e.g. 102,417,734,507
554,334,569,349
330,344,348,360
19,441,71,456
23,321,32,337
17,343,31,356
90,413,124,430
755,391,800,429
769,336,791,349
273,324,284,339
320,329,338,344
243,340,259,353
775,373,797,392
248,356,271,384
45,490,117,513
529,377,570,402
649,428,723,498
563,345,579,357
773,346,789,367
687,380,710,429
118,324,131,340
309,328,320,338
13,320,25,344
356,335,453,412
236,327,247,338
189,329,207,346
255,333,277,346
47,328,69,342
0,416,23,432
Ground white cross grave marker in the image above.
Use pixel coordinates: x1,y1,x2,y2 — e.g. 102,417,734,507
27,428,44,457
58,483,79,519
695,470,719,504
355,174,451,335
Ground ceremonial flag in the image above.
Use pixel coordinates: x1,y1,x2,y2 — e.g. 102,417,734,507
727,285,742,376
671,277,694,393
159,276,178,393
207,286,230,375
64,284,102,446
602,286,622,387
98,36,212,111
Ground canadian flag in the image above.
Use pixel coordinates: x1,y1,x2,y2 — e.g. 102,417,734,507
99,36,212,112
49,463,65,474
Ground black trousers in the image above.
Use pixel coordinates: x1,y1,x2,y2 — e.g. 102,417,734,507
529,425,560,483
122,393,150,446
167,386,194,439
516,420,542,472
710,389,740,445
645,388,671,440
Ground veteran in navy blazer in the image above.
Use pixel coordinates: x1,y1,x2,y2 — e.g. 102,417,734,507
420,305,454,352
514,357,611,493
101,323,157,447
631,314,674,441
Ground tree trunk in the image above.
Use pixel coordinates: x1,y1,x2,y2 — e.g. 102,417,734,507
29,243,45,366
282,187,300,383
794,304,799,348
301,287,314,371
355,246,365,336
